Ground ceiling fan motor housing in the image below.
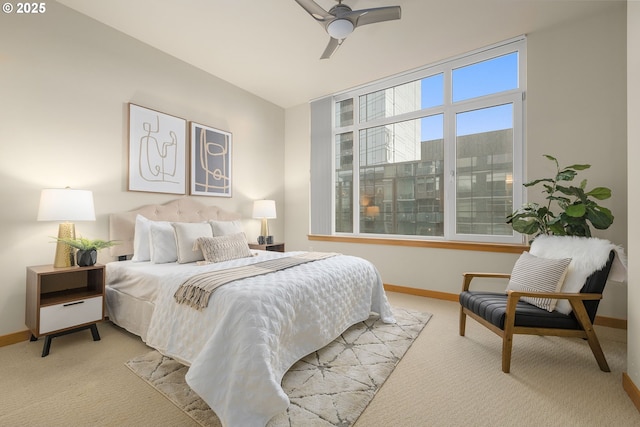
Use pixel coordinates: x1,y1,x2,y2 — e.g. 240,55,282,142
295,0,402,59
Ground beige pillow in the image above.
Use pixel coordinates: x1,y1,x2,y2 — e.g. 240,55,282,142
506,251,572,312
209,220,243,236
195,233,252,263
172,222,213,264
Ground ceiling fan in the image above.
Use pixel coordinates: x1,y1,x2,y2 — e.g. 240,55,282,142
294,0,401,59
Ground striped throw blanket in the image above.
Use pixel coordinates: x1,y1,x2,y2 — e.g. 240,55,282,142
174,252,339,310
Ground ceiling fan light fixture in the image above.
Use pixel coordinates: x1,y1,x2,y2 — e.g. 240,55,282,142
326,18,354,39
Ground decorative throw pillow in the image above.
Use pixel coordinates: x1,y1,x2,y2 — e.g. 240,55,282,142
132,215,153,262
209,220,243,236
195,233,252,263
505,251,572,312
172,222,213,264
149,222,178,264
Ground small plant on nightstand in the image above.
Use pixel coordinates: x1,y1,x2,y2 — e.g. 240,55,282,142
52,236,119,266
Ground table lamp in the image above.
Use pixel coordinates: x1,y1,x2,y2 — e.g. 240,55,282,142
37,188,96,268
252,200,276,244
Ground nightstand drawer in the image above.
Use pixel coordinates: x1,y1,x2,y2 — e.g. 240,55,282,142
40,296,103,334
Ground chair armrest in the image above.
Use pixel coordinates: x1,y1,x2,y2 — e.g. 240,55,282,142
462,272,511,292
506,290,603,301
504,291,604,332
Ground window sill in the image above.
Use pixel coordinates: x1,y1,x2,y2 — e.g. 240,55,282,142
307,234,528,254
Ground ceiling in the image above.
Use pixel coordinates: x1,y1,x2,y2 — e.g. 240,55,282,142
56,0,617,109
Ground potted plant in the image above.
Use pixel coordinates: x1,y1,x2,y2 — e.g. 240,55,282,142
506,155,614,239
53,236,119,266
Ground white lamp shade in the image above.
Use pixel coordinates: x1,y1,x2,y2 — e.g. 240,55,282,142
37,188,96,221
252,200,277,219
327,19,354,39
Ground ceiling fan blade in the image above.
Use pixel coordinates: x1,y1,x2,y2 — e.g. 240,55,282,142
351,6,401,27
320,37,342,60
294,0,331,21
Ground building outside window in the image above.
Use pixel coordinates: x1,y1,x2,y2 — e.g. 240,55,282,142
313,37,526,244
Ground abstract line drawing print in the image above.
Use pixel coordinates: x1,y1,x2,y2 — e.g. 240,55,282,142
190,123,232,197
128,104,186,194
138,114,178,183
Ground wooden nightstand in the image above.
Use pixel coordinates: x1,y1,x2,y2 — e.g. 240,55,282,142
249,242,285,252
26,264,105,357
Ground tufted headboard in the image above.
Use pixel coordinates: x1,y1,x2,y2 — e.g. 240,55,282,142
109,198,242,258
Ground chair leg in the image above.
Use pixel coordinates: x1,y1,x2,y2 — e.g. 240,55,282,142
459,306,467,336
572,303,610,372
502,295,518,373
502,333,513,373
584,332,610,372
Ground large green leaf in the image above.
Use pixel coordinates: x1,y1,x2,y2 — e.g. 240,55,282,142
524,178,554,187
565,203,586,217
587,205,614,229
564,164,591,171
555,185,589,199
510,218,541,235
586,187,612,200
556,170,577,181
560,213,592,237
548,222,567,235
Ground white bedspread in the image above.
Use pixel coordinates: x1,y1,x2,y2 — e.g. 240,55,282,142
107,251,394,427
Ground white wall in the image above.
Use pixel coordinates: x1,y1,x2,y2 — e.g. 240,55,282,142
526,4,628,317
0,3,285,336
627,0,640,392
284,3,628,318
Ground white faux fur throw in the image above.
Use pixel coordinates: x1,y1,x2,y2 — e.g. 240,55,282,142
529,235,627,315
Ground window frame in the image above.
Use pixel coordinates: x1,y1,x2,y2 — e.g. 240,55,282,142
325,36,526,244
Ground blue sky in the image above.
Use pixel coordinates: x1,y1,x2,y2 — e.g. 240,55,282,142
420,52,518,139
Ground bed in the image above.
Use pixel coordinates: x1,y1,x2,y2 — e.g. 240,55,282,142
106,198,394,427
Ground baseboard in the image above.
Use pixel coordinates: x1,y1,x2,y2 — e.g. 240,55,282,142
623,373,640,413
596,316,627,330
383,283,627,329
0,329,31,348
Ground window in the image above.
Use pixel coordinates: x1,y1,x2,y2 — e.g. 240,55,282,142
311,37,526,244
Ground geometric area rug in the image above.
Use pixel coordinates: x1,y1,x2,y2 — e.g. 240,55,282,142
125,307,431,427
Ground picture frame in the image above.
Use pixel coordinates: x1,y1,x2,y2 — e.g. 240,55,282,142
128,103,187,194
190,122,232,197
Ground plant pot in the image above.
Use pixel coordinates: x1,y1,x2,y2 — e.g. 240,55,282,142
76,249,97,267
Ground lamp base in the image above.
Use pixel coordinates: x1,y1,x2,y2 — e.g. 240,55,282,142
260,218,269,237
53,222,75,268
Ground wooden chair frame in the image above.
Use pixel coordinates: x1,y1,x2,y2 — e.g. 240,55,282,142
459,272,609,373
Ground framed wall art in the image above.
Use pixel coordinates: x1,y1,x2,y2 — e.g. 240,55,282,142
128,103,187,194
190,122,232,197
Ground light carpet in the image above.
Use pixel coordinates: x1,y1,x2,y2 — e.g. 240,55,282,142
125,308,431,427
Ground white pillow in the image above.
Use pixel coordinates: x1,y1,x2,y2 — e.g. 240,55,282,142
195,233,252,263
209,220,243,236
506,251,572,312
131,215,152,262
172,222,213,264
149,222,178,264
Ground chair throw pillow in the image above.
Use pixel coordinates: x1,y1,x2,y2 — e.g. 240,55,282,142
195,233,252,263
505,251,572,312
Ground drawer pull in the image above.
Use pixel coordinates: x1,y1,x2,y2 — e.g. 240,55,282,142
63,301,85,307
